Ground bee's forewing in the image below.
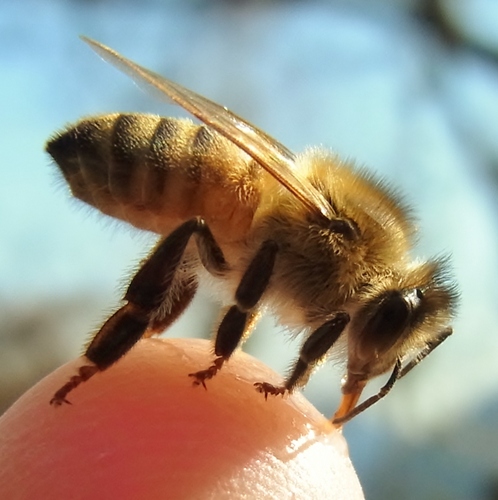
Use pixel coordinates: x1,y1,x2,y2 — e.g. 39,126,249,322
82,37,333,220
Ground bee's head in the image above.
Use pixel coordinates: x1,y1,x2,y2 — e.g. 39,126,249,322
334,257,458,421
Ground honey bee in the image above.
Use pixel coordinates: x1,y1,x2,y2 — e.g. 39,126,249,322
46,37,457,425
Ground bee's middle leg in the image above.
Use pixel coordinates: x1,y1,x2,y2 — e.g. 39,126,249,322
189,240,278,388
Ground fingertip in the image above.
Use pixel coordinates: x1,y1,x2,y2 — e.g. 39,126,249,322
0,338,364,499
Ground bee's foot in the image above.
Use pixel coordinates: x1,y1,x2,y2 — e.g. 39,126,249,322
49,395,72,406
49,364,99,407
254,382,287,400
188,356,224,389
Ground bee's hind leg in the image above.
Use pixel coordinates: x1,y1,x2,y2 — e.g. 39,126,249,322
50,277,197,406
50,217,224,406
189,240,278,388
254,312,350,399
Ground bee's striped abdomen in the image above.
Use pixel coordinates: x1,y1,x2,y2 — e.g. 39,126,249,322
47,114,262,241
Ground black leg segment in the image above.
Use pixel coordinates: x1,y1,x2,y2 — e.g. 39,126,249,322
126,217,226,311
284,312,350,391
214,306,248,358
255,311,349,398
235,240,279,310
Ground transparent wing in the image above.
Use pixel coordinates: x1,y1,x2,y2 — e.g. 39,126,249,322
82,37,333,220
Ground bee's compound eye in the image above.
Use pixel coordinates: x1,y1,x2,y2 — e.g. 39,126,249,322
353,291,410,361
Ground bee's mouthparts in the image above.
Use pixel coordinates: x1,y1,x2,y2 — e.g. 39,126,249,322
331,376,366,427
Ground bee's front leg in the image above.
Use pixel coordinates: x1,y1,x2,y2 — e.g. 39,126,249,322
50,217,226,406
254,312,350,398
189,240,278,387
332,326,453,425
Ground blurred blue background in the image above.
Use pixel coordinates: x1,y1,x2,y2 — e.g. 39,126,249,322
2,1,498,498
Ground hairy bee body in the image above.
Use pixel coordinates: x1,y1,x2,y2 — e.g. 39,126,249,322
51,115,397,302
47,39,457,424
50,110,449,369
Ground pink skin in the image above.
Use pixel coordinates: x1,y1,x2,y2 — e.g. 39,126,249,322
0,338,364,499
